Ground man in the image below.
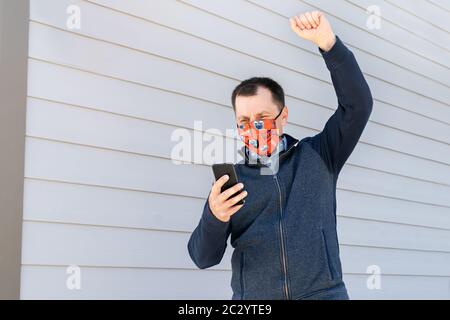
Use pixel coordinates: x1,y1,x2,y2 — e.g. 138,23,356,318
188,11,373,300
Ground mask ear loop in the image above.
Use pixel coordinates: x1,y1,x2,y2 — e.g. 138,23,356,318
258,106,284,156
274,105,285,121
270,105,285,140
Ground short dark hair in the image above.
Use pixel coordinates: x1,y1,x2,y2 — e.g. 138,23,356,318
231,77,285,112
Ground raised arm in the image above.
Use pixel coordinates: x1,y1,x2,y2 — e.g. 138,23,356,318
290,12,373,175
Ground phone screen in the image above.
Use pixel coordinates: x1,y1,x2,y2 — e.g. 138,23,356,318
212,163,245,205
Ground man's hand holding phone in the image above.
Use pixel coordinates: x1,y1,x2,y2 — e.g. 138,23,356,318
208,175,247,223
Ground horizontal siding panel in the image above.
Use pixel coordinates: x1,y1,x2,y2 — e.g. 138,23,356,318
31,0,450,123
26,96,450,186
428,0,450,12
24,137,211,199
338,164,450,207
28,58,450,147
385,0,450,32
21,266,233,299
300,0,450,67
21,222,450,275
26,97,239,165
20,265,450,299
21,219,450,269
24,137,450,207
348,0,450,51
32,0,450,108
337,216,450,252
340,245,450,277
28,22,233,118
246,0,450,86
21,221,233,270
24,20,347,120
27,61,237,139
337,189,450,231
23,179,450,232
180,0,450,102
23,178,204,233
344,274,450,299
27,42,450,166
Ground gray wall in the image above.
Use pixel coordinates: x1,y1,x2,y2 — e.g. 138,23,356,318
20,0,450,299
0,0,28,299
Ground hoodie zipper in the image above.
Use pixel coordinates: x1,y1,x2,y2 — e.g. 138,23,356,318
248,136,296,299
273,174,290,300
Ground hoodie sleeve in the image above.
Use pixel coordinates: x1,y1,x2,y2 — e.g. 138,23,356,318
187,193,232,269
308,35,373,176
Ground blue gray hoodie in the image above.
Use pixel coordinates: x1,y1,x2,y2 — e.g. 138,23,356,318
188,35,373,300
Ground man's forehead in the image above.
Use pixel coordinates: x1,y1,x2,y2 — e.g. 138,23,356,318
235,102,279,118
236,87,272,103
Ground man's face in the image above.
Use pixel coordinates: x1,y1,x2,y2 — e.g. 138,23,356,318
235,86,288,135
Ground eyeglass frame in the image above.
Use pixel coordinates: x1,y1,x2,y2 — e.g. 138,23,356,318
236,105,285,131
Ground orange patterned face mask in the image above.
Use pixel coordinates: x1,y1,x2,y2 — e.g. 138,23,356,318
237,106,284,157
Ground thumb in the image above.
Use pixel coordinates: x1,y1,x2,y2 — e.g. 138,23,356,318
314,11,324,25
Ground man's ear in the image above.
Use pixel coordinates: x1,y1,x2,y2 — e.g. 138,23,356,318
281,106,288,126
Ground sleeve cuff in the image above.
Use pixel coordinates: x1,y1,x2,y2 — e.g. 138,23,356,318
318,35,350,70
202,199,230,230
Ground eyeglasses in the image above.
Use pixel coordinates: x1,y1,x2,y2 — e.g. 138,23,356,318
237,106,285,131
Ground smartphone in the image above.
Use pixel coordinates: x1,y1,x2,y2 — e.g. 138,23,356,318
212,163,245,206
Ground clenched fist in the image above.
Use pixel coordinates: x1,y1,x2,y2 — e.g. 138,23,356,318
289,11,336,52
